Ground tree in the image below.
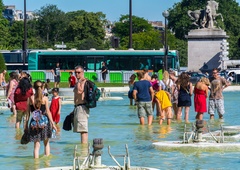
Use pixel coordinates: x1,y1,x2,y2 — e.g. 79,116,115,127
35,5,67,45
64,10,106,49
112,15,153,39
8,21,24,49
0,0,10,49
120,30,163,50
0,53,7,72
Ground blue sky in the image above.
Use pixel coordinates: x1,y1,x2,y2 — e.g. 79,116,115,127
3,0,180,22
3,0,240,22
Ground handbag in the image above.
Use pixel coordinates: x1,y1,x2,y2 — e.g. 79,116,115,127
21,130,30,145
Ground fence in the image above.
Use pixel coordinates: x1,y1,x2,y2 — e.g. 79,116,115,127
8,70,163,83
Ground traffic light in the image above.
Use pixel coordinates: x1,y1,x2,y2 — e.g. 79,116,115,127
111,37,120,48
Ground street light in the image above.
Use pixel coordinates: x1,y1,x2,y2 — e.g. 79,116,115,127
129,0,132,48
23,0,27,66
162,10,169,71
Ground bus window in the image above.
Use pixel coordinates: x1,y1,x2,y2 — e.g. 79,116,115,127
132,56,152,70
38,55,56,69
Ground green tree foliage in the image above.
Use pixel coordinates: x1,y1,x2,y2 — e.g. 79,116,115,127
0,53,7,72
112,15,153,39
120,30,163,50
64,10,106,49
8,21,24,49
0,0,10,49
35,5,66,44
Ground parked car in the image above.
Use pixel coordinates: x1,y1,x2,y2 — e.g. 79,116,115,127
187,72,207,84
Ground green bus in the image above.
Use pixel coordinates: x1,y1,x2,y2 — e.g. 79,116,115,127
28,49,180,71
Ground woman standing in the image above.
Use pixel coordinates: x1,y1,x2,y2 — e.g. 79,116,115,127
176,72,193,122
25,80,57,159
169,70,178,118
194,77,210,120
6,72,19,116
128,74,136,105
14,78,33,129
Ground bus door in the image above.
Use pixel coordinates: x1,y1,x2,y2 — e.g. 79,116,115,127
86,56,104,71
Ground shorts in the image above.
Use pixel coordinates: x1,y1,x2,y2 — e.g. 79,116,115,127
208,99,224,116
54,75,60,83
102,73,106,81
73,105,89,133
137,101,153,118
16,110,26,123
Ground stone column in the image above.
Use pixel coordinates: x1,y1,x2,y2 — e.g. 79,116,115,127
186,29,228,72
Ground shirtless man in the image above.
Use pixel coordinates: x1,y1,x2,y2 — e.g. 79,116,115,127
0,70,7,87
73,65,89,144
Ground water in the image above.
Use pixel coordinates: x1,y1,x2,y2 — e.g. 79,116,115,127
0,91,240,170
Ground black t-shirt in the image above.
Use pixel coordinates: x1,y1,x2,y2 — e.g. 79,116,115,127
102,66,107,74
53,66,60,76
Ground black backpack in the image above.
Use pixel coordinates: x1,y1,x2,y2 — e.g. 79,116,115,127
84,80,101,108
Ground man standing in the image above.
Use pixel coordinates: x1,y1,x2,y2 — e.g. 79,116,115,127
52,62,61,88
73,66,89,143
101,62,107,83
68,71,76,88
133,71,154,125
208,68,230,119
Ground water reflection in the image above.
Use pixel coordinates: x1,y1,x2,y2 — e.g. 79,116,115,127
157,125,172,139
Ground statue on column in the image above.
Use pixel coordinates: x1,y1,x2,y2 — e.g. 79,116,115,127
188,0,223,29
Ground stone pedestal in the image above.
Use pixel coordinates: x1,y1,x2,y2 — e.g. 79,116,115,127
186,29,228,72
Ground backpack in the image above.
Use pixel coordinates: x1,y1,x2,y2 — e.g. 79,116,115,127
30,109,49,129
84,80,101,108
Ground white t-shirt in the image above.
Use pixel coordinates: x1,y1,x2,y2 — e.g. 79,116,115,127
159,79,173,91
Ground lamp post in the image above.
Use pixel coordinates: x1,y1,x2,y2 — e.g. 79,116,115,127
23,0,27,66
162,10,169,71
129,0,132,48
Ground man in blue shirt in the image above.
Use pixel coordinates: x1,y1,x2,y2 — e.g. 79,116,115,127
133,71,154,125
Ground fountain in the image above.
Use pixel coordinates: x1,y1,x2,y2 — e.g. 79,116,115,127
153,121,240,152
39,138,159,170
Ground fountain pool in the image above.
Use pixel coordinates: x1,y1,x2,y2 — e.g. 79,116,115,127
0,91,240,169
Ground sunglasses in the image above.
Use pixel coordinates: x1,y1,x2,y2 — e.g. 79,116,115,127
75,71,81,74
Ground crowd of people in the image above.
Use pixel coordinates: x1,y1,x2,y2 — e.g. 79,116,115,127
129,68,230,125
0,65,231,159
0,69,63,159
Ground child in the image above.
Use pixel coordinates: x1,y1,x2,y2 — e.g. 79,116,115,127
128,74,136,105
50,88,61,124
155,90,173,125
46,79,51,90
68,71,76,88
42,81,48,96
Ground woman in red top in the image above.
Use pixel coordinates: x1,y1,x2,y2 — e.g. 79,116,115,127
14,77,33,128
194,77,210,120
50,88,62,124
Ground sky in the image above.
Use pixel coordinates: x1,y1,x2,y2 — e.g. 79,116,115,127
3,0,181,22
3,0,240,22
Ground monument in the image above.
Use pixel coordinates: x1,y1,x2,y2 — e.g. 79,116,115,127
186,0,228,72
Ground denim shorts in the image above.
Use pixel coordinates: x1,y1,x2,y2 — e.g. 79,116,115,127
137,101,153,118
